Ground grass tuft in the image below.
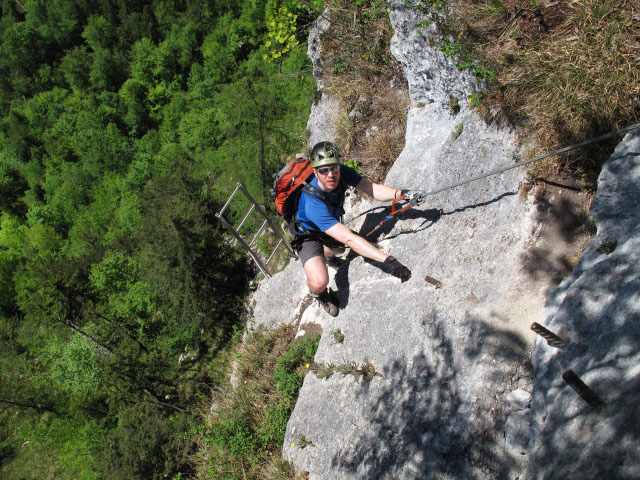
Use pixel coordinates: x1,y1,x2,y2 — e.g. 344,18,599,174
330,328,345,343
311,360,382,382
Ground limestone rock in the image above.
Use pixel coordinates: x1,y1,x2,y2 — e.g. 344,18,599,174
506,389,532,410
260,4,550,478
306,11,339,147
505,409,531,454
388,0,479,106
524,131,640,480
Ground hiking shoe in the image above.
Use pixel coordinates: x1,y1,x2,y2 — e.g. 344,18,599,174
316,289,339,317
326,256,345,270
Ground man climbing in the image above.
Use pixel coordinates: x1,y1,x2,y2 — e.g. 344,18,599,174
292,141,422,316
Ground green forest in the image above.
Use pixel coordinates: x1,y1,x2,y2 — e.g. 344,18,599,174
0,0,317,478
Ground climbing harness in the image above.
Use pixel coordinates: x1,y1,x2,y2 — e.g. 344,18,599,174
365,190,426,237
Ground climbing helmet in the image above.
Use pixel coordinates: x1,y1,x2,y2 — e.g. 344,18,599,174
311,141,342,168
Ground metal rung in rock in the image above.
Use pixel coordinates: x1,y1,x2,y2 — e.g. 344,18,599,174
531,322,566,348
562,370,606,412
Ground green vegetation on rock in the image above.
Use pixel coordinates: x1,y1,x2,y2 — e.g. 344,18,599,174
195,325,319,480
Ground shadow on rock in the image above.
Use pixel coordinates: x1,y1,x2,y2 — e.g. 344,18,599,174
439,191,517,218
357,206,442,242
464,312,529,366
520,189,590,285
363,191,518,243
333,255,353,310
527,248,640,479
330,314,526,478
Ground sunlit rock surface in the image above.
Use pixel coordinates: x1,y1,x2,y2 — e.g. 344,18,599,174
252,3,639,479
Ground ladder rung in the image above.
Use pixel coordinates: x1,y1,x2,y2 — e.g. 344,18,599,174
266,239,283,264
236,204,255,233
250,220,268,247
217,184,242,216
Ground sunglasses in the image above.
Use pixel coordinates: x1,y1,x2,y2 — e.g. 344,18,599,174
316,165,340,175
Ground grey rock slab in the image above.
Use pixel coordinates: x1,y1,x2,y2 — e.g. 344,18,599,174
505,409,531,455
517,377,533,391
307,92,340,147
506,389,532,410
276,4,549,479
389,0,480,106
306,10,340,147
524,131,640,479
307,11,330,90
250,259,310,330
250,4,567,479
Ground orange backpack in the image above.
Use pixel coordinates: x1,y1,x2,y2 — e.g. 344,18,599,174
273,155,315,222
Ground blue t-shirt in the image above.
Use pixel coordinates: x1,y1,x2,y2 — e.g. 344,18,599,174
296,165,363,232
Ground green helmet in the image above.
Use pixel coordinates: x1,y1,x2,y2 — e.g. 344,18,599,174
311,141,341,168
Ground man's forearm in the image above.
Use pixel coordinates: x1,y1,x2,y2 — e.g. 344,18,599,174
356,178,401,202
325,222,388,263
343,233,388,263
371,183,401,202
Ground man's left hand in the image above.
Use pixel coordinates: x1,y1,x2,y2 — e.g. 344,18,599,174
383,256,411,282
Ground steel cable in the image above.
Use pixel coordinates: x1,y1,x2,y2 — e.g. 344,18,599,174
421,122,640,198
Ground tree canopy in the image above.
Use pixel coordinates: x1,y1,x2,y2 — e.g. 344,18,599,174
0,0,316,477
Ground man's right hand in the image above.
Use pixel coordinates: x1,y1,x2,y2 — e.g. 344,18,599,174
400,189,426,204
383,256,411,282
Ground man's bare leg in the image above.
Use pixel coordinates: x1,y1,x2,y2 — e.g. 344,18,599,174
303,255,329,294
303,255,338,316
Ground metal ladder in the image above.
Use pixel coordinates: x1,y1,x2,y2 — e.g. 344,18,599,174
215,183,295,278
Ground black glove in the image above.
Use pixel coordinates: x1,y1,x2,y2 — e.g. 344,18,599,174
383,256,411,282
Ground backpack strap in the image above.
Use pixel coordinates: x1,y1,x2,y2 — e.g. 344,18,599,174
301,176,347,209
291,178,348,242
301,182,329,203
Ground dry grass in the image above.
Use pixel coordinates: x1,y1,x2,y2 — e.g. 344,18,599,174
257,458,310,480
320,0,410,182
567,223,597,268
450,0,640,178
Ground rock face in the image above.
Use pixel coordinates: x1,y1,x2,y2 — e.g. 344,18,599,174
388,1,480,106
253,4,552,478
252,4,639,479
505,409,531,454
306,11,340,148
523,131,640,479
506,389,532,410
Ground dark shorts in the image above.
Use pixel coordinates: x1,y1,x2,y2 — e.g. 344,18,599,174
296,234,345,266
